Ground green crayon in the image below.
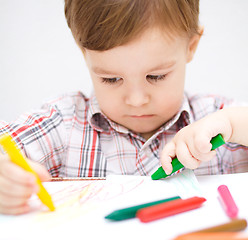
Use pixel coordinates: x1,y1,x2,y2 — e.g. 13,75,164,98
105,196,180,221
151,134,225,180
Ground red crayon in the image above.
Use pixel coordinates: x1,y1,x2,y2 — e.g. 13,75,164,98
137,196,206,223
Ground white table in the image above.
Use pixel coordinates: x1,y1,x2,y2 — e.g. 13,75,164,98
0,172,247,240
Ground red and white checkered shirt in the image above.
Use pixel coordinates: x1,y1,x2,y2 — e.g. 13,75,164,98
1,91,248,177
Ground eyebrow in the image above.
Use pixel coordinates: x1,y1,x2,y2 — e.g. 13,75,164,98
92,61,176,75
148,61,176,73
92,67,119,75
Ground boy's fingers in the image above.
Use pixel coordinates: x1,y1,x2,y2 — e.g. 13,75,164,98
29,161,51,182
161,156,173,175
187,136,216,162
0,192,31,208
190,148,216,162
176,142,201,169
0,203,30,215
0,153,50,182
0,153,9,162
0,175,37,198
194,134,213,154
0,161,36,185
0,155,43,215
161,142,176,175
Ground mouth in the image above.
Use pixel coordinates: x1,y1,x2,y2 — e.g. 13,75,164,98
129,115,154,119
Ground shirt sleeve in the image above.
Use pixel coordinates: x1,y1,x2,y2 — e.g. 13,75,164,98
0,101,68,177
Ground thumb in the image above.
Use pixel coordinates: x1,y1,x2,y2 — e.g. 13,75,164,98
28,160,51,182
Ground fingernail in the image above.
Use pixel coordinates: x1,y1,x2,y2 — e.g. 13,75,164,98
165,168,172,175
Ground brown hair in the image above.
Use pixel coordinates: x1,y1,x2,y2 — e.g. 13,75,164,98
64,0,200,51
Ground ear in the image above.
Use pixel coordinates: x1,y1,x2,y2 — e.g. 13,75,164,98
186,26,204,63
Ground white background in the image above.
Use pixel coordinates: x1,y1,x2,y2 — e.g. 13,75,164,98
1,0,248,121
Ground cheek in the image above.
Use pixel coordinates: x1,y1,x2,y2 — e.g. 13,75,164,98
156,72,184,98
95,89,110,108
94,86,121,113
154,79,184,111
155,92,182,108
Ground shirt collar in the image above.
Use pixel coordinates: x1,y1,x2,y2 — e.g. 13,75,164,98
87,93,194,135
88,94,129,133
87,94,110,132
160,93,193,132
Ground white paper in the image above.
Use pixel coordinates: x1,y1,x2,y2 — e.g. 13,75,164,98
0,169,227,240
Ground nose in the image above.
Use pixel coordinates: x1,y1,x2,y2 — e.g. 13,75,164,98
125,86,150,107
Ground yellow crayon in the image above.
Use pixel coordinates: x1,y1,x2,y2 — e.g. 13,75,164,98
0,134,55,211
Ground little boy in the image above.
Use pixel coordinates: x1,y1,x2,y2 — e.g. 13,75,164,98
0,0,248,215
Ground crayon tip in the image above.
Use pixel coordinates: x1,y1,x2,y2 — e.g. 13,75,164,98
105,212,118,220
36,182,56,211
151,166,167,180
105,210,135,221
151,158,184,180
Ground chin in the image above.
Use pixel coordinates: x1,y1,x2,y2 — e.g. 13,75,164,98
131,126,159,136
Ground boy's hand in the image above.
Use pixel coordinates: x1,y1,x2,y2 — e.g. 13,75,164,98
0,154,51,215
160,110,232,175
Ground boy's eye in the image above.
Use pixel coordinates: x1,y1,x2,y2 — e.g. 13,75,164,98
146,74,166,81
101,77,122,84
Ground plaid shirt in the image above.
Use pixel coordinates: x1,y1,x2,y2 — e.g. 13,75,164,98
1,92,248,177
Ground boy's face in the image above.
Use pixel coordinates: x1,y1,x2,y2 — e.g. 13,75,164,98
84,28,200,139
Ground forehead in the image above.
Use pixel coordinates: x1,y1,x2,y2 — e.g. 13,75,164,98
84,28,188,74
